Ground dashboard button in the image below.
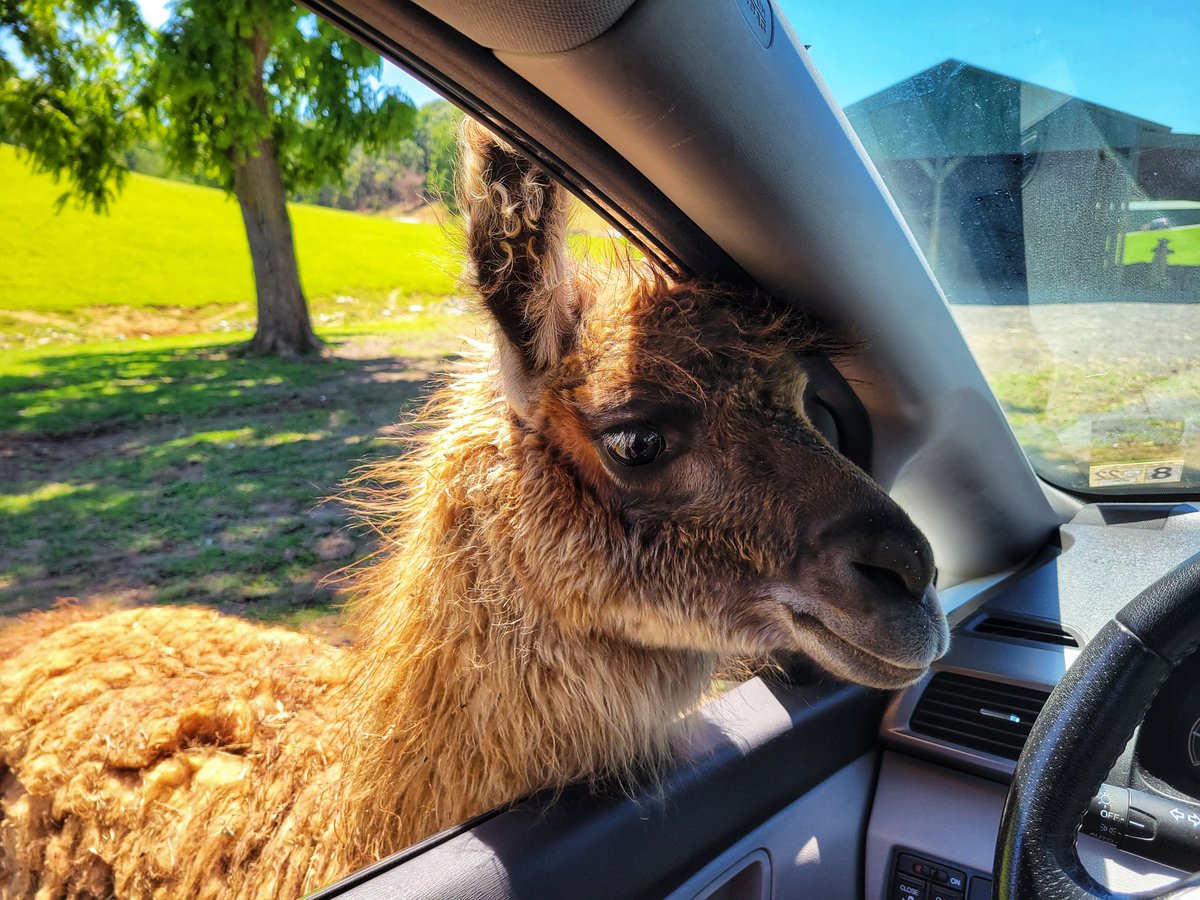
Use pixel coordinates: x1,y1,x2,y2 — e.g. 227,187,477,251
897,853,927,879
892,875,927,900
930,889,963,900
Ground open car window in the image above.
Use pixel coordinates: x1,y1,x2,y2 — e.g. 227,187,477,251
790,0,1200,495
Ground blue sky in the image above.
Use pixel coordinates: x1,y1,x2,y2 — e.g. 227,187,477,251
779,0,1200,132
136,0,1198,133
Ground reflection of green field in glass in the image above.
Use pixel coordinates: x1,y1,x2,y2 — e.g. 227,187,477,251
1123,227,1200,265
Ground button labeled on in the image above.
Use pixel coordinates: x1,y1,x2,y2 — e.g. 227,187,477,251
945,869,967,891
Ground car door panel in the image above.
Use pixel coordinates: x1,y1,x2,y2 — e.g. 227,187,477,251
311,678,885,899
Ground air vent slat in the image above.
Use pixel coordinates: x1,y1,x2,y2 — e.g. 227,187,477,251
914,707,1033,742
917,701,1035,732
926,691,1051,720
926,684,1046,715
909,672,1050,761
972,615,1078,647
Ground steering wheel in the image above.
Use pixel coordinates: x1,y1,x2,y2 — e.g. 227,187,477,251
994,552,1200,898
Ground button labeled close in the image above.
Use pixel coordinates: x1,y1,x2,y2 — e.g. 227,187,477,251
893,875,927,900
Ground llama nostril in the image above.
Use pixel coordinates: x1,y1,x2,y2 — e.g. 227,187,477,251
849,538,933,600
822,500,936,601
851,561,922,599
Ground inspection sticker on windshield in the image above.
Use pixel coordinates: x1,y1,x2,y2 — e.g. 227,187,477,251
1089,459,1185,488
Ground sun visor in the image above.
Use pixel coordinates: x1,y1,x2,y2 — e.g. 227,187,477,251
409,0,637,53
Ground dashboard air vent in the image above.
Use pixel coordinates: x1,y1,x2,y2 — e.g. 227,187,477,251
971,615,1078,647
909,672,1049,760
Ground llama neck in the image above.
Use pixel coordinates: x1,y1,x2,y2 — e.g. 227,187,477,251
341,574,714,857
339,390,715,857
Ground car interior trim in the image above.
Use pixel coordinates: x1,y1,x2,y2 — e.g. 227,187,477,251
310,678,886,899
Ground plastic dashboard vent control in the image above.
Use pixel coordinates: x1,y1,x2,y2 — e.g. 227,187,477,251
970,615,1079,647
909,672,1050,760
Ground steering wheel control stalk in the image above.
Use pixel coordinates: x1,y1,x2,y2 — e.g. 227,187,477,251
1083,784,1200,872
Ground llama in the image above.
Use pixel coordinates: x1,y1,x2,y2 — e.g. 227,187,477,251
0,120,949,898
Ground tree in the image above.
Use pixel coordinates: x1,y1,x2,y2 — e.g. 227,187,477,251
1,0,415,357
413,101,462,212
0,0,150,212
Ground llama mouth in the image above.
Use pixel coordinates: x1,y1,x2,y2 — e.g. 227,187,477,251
787,608,929,684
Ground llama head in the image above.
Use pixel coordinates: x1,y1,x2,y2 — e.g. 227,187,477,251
457,120,948,689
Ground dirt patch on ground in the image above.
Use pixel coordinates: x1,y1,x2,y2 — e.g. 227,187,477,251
0,304,256,349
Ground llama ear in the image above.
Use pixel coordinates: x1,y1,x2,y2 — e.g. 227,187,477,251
457,119,579,403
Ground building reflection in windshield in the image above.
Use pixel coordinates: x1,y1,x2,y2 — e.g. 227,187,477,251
845,59,1200,305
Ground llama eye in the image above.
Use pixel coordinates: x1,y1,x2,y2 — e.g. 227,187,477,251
599,426,665,467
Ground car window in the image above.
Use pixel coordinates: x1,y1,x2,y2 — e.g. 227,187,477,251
1,0,621,885
786,0,1200,494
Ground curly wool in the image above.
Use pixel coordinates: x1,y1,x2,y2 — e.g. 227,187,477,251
0,607,350,898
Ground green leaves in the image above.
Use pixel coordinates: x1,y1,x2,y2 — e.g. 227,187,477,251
266,15,417,192
414,101,463,212
1,0,151,211
2,0,418,207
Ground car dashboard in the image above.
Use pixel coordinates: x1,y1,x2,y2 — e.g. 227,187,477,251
867,502,1200,898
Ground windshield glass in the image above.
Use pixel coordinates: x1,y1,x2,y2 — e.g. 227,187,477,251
785,0,1200,494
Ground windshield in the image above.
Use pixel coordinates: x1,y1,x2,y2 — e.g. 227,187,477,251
785,0,1200,494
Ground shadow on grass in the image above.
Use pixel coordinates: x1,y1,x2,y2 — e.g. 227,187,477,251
0,340,429,438
0,338,440,624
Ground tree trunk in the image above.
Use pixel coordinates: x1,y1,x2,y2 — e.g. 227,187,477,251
234,143,322,358
234,26,322,359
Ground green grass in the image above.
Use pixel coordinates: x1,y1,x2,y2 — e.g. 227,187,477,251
0,320,476,625
1122,226,1200,265
0,311,472,437
0,143,459,313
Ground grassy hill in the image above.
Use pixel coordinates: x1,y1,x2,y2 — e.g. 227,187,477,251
0,143,460,313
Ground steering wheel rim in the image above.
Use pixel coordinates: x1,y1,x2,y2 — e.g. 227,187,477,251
995,551,1200,899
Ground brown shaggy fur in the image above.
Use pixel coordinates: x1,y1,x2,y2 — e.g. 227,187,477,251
0,120,948,897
